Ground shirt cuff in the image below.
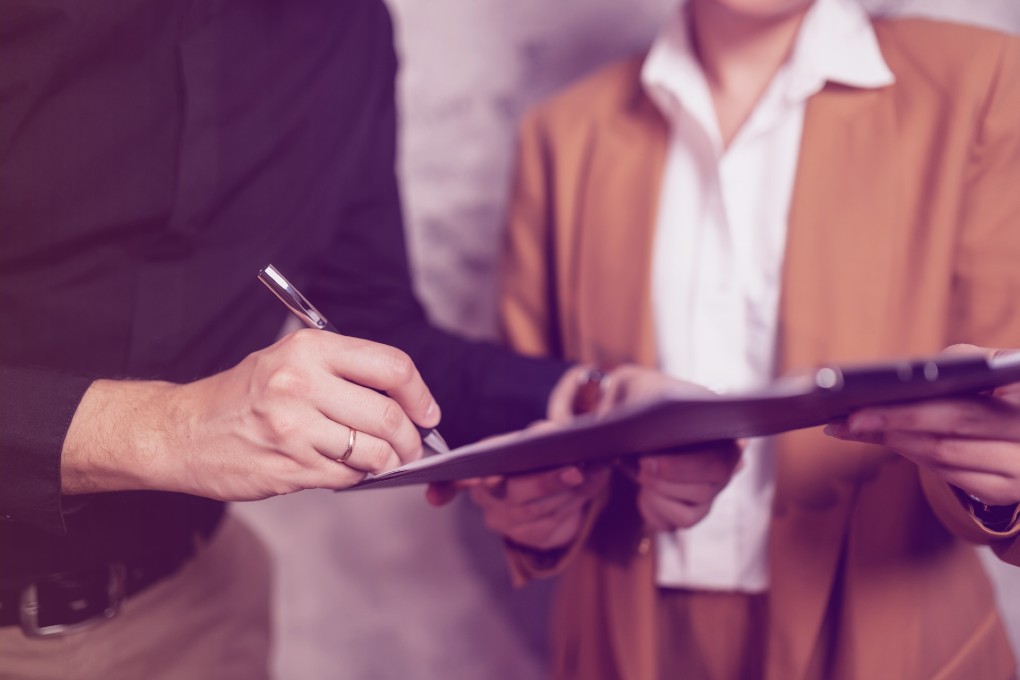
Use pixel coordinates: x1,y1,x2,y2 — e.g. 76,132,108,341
0,366,93,535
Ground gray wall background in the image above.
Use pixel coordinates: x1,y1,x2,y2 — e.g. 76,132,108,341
234,2,1020,678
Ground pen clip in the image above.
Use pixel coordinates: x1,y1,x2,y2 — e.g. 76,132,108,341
258,264,334,331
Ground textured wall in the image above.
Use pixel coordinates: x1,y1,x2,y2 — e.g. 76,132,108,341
394,0,675,337
235,2,1020,678
396,0,1020,338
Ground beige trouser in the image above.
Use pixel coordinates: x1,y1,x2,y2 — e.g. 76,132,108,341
0,513,272,680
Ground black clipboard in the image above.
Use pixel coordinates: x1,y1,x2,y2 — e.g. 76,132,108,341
350,352,1020,490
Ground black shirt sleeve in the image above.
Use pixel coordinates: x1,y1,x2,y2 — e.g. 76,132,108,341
0,367,92,535
0,0,567,545
303,1,569,447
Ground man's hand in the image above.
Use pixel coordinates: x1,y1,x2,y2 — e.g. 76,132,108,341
62,328,440,499
825,344,1020,507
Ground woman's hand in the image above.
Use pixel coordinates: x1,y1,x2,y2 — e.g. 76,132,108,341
435,364,741,548
465,465,612,551
598,365,743,531
825,345,1020,507
517,365,744,538
426,421,612,551
633,443,743,531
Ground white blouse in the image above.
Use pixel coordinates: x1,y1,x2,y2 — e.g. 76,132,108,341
643,0,894,591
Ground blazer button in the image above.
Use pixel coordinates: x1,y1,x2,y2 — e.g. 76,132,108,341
637,537,652,555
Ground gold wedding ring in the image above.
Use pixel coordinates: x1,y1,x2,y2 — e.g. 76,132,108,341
338,428,357,464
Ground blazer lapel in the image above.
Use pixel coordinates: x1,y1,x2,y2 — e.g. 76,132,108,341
768,82,903,680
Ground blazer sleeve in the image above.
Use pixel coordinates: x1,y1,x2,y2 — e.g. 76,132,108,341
498,112,609,583
499,112,563,360
922,32,1020,564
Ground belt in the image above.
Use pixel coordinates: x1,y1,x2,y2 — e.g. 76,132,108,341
0,524,218,638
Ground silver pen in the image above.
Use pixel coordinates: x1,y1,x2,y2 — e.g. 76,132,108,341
258,264,451,455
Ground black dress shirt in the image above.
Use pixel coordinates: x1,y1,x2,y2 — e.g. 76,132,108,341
0,0,566,586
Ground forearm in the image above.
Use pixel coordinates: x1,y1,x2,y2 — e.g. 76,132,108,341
61,378,182,495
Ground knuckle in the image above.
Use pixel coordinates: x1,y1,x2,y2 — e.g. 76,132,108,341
361,439,394,473
292,327,323,347
382,349,416,387
957,402,998,436
897,412,923,431
279,327,320,356
930,438,956,465
507,503,539,525
263,366,307,398
262,409,301,444
377,399,407,439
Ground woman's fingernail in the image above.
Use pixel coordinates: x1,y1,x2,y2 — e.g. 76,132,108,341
849,413,885,432
823,423,849,438
560,467,584,486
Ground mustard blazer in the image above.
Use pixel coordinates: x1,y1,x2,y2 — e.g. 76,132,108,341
499,18,1020,680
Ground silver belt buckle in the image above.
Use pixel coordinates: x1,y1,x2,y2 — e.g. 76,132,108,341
19,563,127,638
